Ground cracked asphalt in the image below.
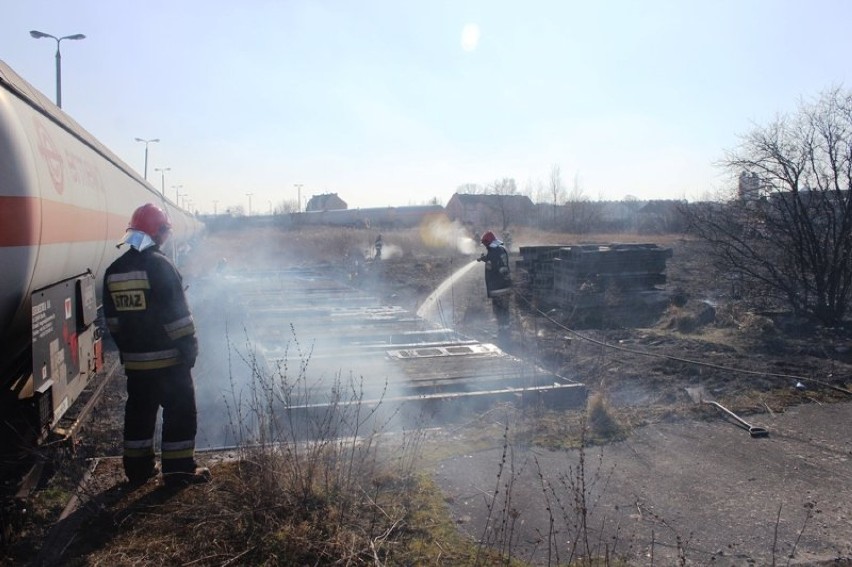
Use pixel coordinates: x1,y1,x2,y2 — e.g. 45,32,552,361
434,401,852,566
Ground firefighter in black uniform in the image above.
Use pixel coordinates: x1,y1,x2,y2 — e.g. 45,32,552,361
374,234,383,260
477,231,512,343
103,203,210,487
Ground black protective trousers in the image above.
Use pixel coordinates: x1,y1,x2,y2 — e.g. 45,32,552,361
492,295,511,343
123,364,199,481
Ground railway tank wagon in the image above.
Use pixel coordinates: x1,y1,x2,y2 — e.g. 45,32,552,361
0,59,203,454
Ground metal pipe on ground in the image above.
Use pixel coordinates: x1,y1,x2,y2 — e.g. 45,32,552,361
686,386,769,438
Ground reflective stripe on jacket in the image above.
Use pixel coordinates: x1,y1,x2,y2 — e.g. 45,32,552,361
483,243,512,298
103,247,196,369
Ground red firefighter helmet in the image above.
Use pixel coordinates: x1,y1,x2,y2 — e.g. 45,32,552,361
128,203,172,241
481,231,497,246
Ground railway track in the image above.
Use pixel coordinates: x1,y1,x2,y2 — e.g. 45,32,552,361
0,353,122,548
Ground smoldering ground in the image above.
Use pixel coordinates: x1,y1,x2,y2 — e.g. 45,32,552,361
180,221,505,448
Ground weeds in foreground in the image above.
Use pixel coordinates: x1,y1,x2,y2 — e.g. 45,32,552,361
71,326,512,566
476,420,525,565
212,326,447,564
533,426,619,566
466,414,821,567
471,416,622,566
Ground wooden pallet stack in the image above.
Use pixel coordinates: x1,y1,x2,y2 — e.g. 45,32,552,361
515,245,564,294
517,243,674,325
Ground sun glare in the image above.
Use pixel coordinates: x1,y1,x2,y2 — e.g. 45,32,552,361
461,23,480,52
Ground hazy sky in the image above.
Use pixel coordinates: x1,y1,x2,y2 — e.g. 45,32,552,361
4,1,852,214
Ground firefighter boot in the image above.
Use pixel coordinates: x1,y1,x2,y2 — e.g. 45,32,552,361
126,464,160,489
163,465,212,488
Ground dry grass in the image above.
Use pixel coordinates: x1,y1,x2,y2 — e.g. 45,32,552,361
53,334,517,566
65,460,501,567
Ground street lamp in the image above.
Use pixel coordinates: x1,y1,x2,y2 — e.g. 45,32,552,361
212,200,219,215
154,167,171,195
29,30,86,108
135,137,159,180
171,184,183,205
245,193,254,216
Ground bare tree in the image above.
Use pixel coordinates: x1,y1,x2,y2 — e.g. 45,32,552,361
685,87,852,325
568,171,586,202
457,183,484,194
562,172,601,233
485,178,516,232
275,199,300,214
622,195,643,232
489,178,518,196
548,164,566,226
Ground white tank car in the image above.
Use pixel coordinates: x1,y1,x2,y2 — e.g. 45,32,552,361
0,59,203,439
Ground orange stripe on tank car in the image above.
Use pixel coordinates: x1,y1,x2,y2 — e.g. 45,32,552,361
0,196,128,246
40,199,111,244
0,196,40,246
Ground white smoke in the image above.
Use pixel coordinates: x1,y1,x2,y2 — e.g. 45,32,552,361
419,215,477,254
374,243,403,260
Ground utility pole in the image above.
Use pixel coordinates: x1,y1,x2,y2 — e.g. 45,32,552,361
294,184,303,212
245,193,253,216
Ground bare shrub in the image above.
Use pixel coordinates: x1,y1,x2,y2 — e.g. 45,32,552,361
534,427,619,566
212,326,437,563
586,393,623,442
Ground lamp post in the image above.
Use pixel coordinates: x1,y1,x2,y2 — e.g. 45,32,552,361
171,184,183,205
134,138,159,180
154,167,171,195
212,200,219,215
245,193,254,216
294,184,303,212
29,30,86,108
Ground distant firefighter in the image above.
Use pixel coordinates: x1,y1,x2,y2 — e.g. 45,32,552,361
103,203,211,488
477,230,512,342
374,234,383,260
